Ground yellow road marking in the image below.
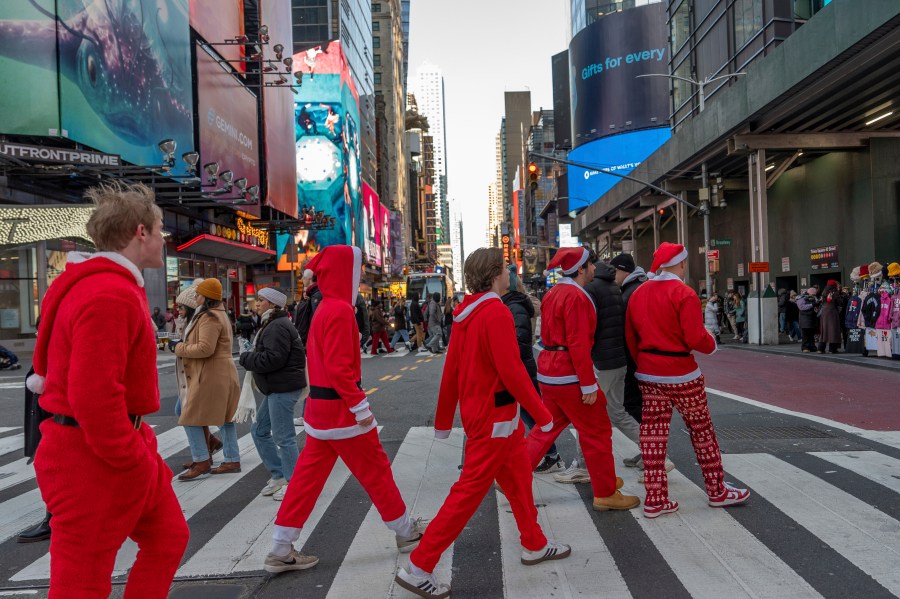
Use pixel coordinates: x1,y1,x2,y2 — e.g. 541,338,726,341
391,375,402,381
380,375,392,381
400,367,409,371
425,359,433,363
409,366,418,371
366,387,378,394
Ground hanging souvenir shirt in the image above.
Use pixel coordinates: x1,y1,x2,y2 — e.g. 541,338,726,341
890,291,900,329
875,290,892,330
844,295,863,329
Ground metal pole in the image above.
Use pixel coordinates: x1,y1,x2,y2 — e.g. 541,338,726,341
699,81,705,112
702,163,712,296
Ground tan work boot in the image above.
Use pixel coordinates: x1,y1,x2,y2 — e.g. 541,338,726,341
178,459,212,481
211,461,241,474
593,490,640,511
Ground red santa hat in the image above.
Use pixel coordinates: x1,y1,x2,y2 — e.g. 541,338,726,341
545,246,591,277
649,242,688,275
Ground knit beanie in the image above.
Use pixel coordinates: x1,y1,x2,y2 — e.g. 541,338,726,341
258,286,287,309
175,282,201,309
196,278,223,301
610,253,636,273
850,266,861,283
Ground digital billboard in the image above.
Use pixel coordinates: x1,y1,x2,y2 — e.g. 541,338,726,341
568,2,668,147
0,3,61,135
276,41,362,271
190,0,244,64
381,204,392,273
362,182,381,266
551,50,571,148
56,0,194,172
390,211,404,276
260,0,298,217
197,44,260,214
566,127,672,213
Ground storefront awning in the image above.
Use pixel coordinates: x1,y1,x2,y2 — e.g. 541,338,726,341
176,234,275,264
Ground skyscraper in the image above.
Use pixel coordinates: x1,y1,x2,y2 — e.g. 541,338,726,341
413,64,448,245
502,91,532,224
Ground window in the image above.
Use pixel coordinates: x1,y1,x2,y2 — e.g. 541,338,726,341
373,54,381,67
670,1,690,53
374,72,382,85
373,36,380,49
372,2,382,12
372,20,380,32
734,0,763,48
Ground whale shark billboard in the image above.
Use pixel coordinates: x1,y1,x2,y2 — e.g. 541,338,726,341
0,1,194,173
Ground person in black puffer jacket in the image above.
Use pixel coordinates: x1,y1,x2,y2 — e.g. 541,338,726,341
240,287,308,497
502,268,561,473
584,260,643,469
611,254,647,427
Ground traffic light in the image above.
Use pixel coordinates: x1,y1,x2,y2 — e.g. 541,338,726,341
528,162,539,192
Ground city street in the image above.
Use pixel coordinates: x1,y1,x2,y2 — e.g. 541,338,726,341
0,347,898,599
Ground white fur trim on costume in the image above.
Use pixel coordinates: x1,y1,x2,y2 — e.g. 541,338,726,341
539,421,554,433
635,368,702,385
580,383,599,394
558,277,595,308
349,397,371,415
303,420,378,440
491,412,520,438
67,251,145,287
354,408,374,422
537,373,580,385
434,429,451,439
647,271,683,283
350,246,362,306
561,247,590,275
453,292,500,323
26,373,45,394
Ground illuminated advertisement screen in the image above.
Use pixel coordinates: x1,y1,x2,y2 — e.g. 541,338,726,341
381,204,391,273
362,182,381,266
260,0,298,217
57,0,194,173
190,0,244,64
390,211,404,276
566,127,671,213
569,2,668,148
197,44,260,215
0,3,61,135
276,41,362,271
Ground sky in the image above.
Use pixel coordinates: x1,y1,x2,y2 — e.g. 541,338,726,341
407,0,569,259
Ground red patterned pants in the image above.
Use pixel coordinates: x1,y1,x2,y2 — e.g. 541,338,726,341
638,375,725,506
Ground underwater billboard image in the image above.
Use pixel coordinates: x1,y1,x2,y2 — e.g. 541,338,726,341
0,1,194,171
276,41,363,271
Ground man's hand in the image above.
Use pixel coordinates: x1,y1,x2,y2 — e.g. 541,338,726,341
581,391,597,405
358,415,375,428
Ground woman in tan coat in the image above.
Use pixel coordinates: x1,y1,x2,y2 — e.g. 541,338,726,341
174,278,241,481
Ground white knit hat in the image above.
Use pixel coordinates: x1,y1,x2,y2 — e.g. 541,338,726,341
176,281,202,309
258,286,287,309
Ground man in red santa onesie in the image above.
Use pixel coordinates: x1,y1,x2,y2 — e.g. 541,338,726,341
395,247,571,599
28,182,189,598
625,242,750,518
525,246,640,512
266,245,425,573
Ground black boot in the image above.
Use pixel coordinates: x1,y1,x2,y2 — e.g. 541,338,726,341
17,512,51,543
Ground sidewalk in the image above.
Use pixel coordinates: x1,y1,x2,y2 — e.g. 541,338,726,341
716,335,900,372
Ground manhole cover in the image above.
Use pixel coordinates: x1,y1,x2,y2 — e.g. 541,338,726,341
699,426,837,441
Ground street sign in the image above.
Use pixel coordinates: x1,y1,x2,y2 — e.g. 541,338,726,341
781,257,790,272
749,262,769,273
707,249,720,260
711,239,732,247
737,263,745,276
227,269,238,279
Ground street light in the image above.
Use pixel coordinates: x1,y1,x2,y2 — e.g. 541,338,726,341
636,72,746,113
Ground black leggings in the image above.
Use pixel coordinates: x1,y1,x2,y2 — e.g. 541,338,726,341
801,328,817,352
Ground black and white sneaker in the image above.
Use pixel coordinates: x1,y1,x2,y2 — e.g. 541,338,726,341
521,540,572,565
395,566,451,598
534,455,564,473
396,517,429,552
263,547,319,573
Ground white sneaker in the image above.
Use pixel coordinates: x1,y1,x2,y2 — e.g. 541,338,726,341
708,482,750,507
521,540,572,565
293,417,304,426
396,517,429,552
395,566,450,598
553,459,590,484
260,478,287,496
273,483,289,501
263,547,319,573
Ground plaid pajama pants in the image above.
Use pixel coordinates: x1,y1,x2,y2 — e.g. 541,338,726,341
638,375,726,507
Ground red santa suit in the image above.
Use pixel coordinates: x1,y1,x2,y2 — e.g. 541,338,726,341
625,242,748,515
28,252,188,599
410,290,554,574
275,245,415,542
524,247,620,499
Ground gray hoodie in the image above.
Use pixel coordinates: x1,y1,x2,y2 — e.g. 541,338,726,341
620,267,648,307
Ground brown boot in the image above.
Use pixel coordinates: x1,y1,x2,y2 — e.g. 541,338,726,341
592,490,640,511
178,459,212,481
208,433,223,456
211,461,241,474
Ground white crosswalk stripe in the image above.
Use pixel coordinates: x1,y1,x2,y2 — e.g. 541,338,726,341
1,424,898,598
0,434,24,458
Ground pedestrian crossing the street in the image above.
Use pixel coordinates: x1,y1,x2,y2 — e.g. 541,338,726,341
0,424,898,597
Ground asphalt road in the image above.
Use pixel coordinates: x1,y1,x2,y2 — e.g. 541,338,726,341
0,346,897,599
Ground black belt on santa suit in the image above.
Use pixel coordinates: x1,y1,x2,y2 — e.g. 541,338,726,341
540,344,568,351
309,381,363,400
51,413,143,430
643,348,691,357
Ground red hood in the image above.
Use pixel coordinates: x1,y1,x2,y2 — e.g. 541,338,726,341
33,255,141,378
452,291,502,329
306,245,361,306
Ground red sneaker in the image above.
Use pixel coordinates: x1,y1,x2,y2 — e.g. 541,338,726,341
644,501,679,519
709,482,750,507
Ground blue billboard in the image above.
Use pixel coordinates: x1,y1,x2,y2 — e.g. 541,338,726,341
566,127,671,214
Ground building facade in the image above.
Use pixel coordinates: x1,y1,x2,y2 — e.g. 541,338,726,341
570,0,663,38
502,91,532,225
413,64,449,244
